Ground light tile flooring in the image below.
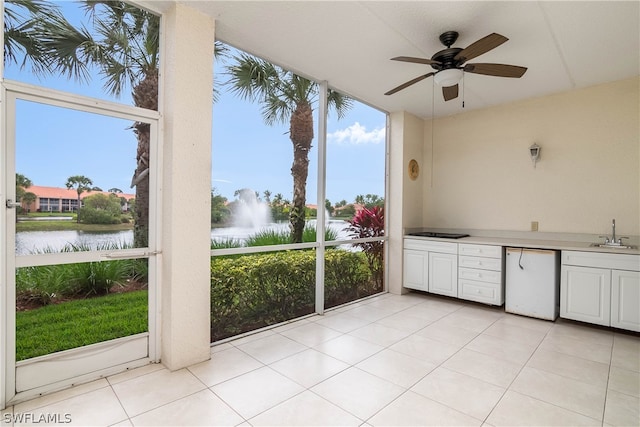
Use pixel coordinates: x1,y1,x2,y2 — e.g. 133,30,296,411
2,292,639,426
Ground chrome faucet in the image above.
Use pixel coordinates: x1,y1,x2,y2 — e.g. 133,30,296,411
612,219,616,243
599,218,628,246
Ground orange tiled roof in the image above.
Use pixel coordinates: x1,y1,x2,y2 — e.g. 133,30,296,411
25,185,135,201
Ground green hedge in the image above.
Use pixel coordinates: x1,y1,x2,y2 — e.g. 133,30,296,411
210,249,379,342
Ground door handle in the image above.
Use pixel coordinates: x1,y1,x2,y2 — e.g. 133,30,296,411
5,199,21,209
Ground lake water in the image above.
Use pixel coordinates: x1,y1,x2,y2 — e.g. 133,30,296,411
15,220,352,255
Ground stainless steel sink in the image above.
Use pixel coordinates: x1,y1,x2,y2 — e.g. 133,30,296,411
590,243,638,250
592,219,637,249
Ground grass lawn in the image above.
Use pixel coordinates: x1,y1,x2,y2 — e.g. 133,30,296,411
16,290,148,361
22,212,75,218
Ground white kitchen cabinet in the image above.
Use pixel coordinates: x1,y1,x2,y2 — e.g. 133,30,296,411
429,252,458,297
458,243,504,305
403,238,457,296
561,251,640,331
611,270,640,332
560,265,611,326
403,249,429,292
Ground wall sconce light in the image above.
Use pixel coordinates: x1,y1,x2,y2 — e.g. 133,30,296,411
529,143,541,168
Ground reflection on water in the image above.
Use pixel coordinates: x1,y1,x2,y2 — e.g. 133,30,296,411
16,220,352,255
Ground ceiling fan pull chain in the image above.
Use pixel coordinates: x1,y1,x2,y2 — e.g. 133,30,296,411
462,73,465,108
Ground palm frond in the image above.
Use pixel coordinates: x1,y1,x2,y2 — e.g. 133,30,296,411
225,53,282,102
327,89,354,120
222,46,355,127
4,0,63,75
38,16,96,83
261,94,293,126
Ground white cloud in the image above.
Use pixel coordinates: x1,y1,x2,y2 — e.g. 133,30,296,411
327,122,385,145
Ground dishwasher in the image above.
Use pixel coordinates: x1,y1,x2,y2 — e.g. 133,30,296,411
505,248,560,320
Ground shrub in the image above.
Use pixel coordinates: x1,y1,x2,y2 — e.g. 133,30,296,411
211,251,315,340
211,238,243,250
210,249,374,341
245,229,289,246
302,225,338,242
16,259,135,302
78,207,121,224
16,242,146,306
323,250,372,308
16,265,69,306
345,205,385,288
244,224,338,247
78,193,122,224
65,261,131,296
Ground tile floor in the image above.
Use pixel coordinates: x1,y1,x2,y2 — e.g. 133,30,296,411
2,292,639,426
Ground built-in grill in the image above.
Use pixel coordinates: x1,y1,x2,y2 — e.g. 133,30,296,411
407,232,470,239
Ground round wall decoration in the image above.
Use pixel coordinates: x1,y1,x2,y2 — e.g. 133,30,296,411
408,159,419,180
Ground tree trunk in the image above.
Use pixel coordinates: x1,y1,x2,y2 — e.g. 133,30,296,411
289,101,314,243
131,69,158,248
132,122,150,247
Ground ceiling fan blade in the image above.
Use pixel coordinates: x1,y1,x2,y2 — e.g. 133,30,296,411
454,33,508,63
464,63,527,78
391,56,442,66
385,73,435,95
442,84,459,101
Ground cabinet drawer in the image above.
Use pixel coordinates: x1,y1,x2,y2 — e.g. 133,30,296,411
404,238,457,254
459,255,502,271
458,279,502,305
459,244,502,258
459,267,501,284
562,251,640,271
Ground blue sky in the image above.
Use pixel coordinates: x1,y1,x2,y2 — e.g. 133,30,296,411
6,2,386,205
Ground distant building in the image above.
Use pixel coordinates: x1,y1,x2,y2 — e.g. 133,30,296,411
22,185,135,213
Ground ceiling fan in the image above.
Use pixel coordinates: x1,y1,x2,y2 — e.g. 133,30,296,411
385,31,527,101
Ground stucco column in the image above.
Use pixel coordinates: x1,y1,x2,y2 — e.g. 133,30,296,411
160,4,214,369
387,111,425,295
387,112,406,295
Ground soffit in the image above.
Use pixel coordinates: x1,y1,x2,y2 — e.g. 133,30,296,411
139,1,640,119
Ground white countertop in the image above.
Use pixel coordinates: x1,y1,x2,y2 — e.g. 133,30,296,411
404,230,640,255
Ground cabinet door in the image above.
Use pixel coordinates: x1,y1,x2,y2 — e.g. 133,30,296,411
611,270,640,332
560,265,610,326
429,252,458,297
403,250,428,291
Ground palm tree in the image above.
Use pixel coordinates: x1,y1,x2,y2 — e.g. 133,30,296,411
226,53,352,242
3,0,62,76
28,2,228,247
66,175,93,222
31,1,158,246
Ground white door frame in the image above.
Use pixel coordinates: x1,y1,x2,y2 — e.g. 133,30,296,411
1,80,162,407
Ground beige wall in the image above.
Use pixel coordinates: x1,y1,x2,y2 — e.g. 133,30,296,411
402,113,426,228
422,77,640,236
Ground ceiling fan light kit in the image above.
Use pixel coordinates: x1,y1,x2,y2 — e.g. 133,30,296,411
385,30,527,101
434,68,463,87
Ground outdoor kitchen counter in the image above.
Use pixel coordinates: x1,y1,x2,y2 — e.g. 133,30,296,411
404,231,640,255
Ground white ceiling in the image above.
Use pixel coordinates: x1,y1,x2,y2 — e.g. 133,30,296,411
142,1,639,119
